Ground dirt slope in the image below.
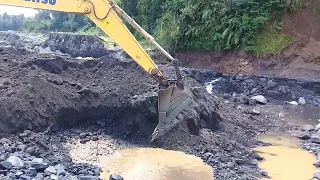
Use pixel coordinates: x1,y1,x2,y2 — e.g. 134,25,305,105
174,2,320,81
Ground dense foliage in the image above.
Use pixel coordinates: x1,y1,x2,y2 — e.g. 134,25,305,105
0,0,301,54
0,11,97,33
120,0,291,52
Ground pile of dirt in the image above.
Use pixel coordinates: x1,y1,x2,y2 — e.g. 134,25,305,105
42,33,113,58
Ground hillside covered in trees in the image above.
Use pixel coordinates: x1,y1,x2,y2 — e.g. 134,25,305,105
0,0,316,55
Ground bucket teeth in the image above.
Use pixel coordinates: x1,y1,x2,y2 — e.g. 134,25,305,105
151,86,193,142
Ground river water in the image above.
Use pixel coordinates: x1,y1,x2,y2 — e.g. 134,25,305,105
99,148,214,180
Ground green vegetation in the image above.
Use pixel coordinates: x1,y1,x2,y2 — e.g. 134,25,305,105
0,0,300,55
252,24,293,56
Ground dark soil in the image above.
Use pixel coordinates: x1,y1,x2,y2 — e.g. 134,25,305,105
0,32,318,180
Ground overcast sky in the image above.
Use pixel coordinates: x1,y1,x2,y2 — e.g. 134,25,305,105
0,5,37,17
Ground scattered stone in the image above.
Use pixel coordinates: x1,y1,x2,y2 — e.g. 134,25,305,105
25,147,35,155
298,97,306,105
31,162,49,171
45,166,57,174
109,174,124,180
267,80,278,88
251,95,267,104
278,85,288,94
302,124,315,131
249,99,256,105
78,175,100,180
15,171,23,178
251,108,261,115
6,156,24,168
311,133,320,144
315,123,320,131
27,167,37,176
223,93,232,99
298,131,311,140
226,162,234,168
314,172,320,179
288,101,298,106
0,161,12,170
260,170,269,177
50,174,59,180
314,161,320,168
55,164,67,176
239,93,249,104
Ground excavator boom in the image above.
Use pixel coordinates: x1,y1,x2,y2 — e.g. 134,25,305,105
0,0,193,141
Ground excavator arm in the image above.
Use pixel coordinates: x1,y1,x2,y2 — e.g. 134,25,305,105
0,0,193,141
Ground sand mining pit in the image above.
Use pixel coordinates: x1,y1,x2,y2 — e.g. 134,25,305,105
0,32,319,180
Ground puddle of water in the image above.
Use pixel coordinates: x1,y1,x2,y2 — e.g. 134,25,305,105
283,105,320,126
99,148,214,180
255,133,319,180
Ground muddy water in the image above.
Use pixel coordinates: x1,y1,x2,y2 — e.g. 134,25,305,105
255,134,319,180
283,105,320,126
99,148,214,180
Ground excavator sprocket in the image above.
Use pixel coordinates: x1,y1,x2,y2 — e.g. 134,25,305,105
151,85,193,142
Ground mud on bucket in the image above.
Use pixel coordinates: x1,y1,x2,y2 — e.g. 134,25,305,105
151,84,193,142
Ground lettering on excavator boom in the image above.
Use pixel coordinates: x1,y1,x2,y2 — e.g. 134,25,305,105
25,0,56,6
0,0,193,142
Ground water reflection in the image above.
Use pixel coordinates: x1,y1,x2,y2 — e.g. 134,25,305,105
99,148,214,180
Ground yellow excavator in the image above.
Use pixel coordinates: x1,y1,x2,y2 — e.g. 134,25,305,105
0,0,193,142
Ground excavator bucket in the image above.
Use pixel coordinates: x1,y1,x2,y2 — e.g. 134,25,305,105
151,85,193,142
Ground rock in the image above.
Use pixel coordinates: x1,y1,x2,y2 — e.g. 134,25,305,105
32,158,44,164
109,174,124,180
15,171,23,178
311,133,320,144
261,170,269,177
26,147,35,155
226,162,234,168
27,167,37,176
314,161,320,168
25,147,35,155
251,95,267,104
239,93,249,104
223,93,232,99
267,80,278,88
251,108,261,115
45,166,57,174
298,131,311,140
31,162,49,171
54,164,66,176
288,101,298,106
298,97,306,105
316,123,320,132
236,74,244,80
278,85,288,94
302,125,315,131
78,176,100,180
20,174,31,180
0,161,12,170
50,174,59,180
314,172,320,179
250,88,258,94
249,99,256,105
6,156,24,168
0,138,11,144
